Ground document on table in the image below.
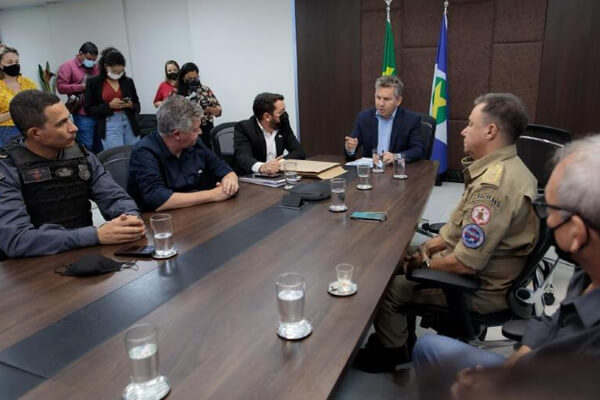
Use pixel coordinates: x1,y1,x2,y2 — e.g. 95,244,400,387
345,157,373,167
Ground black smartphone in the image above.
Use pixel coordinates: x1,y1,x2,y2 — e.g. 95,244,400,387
114,245,155,257
121,97,131,102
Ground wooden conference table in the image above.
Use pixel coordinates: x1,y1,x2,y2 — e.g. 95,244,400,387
0,157,437,399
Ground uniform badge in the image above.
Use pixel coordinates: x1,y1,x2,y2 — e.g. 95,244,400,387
55,167,74,178
471,204,491,226
78,164,91,181
22,167,52,183
461,224,485,249
0,152,7,159
197,169,204,175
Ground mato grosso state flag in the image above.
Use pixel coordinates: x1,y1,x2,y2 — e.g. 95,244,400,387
382,6,396,76
429,6,449,174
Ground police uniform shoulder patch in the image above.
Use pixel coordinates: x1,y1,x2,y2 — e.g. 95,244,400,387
461,224,485,249
471,204,491,225
481,163,504,187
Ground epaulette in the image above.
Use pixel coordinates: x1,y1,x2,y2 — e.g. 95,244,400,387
480,163,504,188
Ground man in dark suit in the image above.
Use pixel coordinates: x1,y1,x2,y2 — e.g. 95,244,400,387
234,92,306,175
345,75,424,164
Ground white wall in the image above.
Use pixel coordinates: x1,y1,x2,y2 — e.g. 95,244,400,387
0,0,298,134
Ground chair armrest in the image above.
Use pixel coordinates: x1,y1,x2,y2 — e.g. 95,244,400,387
407,268,481,292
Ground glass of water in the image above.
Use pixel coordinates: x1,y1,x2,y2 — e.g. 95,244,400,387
393,153,407,179
329,177,347,212
283,161,298,190
150,214,176,259
336,263,355,292
372,149,384,173
356,164,372,190
123,323,170,400
276,272,313,340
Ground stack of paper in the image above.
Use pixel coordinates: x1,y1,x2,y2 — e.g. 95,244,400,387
239,174,286,188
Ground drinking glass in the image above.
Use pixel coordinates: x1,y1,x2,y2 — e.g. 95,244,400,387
335,263,354,292
150,214,176,258
372,149,384,173
356,164,372,190
329,177,347,212
393,153,407,179
283,161,298,190
123,323,170,400
276,272,312,340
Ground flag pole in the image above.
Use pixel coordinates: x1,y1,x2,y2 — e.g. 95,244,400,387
385,0,392,22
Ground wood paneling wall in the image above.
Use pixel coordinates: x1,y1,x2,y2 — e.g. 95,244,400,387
536,0,600,136
296,0,600,169
295,0,362,156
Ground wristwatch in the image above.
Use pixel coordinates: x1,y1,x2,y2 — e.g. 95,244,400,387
422,259,431,269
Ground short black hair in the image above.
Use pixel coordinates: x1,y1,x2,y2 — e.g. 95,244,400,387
79,42,98,56
253,92,284,119
98,47,126,78
9,90,61,138
474,93,529,143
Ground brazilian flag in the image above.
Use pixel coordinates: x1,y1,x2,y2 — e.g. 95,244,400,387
382,19,396,76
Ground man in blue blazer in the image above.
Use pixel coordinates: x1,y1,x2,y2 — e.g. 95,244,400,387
345,75,424,164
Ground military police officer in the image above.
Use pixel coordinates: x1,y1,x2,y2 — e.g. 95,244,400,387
355,93,539,373
0,90,144,259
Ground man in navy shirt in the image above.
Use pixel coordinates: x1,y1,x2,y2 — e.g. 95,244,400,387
128,95,238,212
345,75,424,164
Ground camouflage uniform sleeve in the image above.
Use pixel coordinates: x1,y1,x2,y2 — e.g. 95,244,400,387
452,165,513,271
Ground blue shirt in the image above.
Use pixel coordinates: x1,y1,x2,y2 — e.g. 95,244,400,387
0,145,140,258
128,132,233,212
375,107,397,152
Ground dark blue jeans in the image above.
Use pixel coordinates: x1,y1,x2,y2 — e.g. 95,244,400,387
73,114,99,152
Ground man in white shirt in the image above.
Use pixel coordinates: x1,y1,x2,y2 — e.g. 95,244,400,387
233,92,306,175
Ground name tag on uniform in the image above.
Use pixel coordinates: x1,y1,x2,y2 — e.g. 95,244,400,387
22,167,52,183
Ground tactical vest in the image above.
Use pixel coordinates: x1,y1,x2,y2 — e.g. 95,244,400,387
6,144,93,229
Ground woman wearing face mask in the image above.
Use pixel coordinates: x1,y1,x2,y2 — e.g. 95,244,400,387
153,60,179,108
0,46,37,146
175,62,222,150
84,47,141,150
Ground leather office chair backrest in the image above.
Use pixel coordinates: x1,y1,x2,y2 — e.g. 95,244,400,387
417,112,437,160
517,124,571,192
137,114,158,137
97,145,134,191
211,122,237,168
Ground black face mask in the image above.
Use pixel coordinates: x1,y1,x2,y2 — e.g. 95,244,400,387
55,254,135,277
2,63,20,77
167,72,178,81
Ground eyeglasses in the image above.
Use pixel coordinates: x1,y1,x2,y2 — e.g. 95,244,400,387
531,196,576,220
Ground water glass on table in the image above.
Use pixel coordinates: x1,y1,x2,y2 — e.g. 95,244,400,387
276,272,313,340
329,177,348,212
372,149,384,173
393,153,407,180
150,214,176,259
356,164,372,190
283,161,298,190
123,323,170,400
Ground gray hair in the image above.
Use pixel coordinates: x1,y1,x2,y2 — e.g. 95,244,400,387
552,133,600,230
474,93,529,143
157,95,203,136
375,75,404,98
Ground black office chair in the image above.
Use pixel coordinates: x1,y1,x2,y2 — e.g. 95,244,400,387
211,122,237,168
137,114,158,137
97,145,133,191
517,124,571,194
416,112,436,160
405,218,552,343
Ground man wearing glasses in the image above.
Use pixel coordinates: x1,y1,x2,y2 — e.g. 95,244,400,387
410,134,600,397
355,93,539,373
